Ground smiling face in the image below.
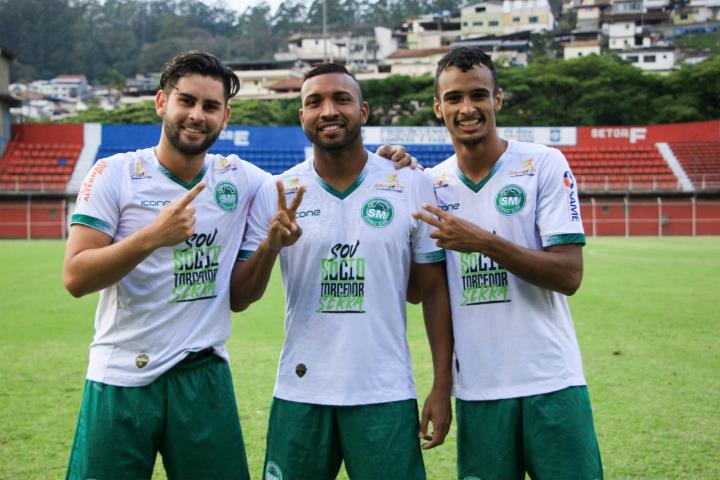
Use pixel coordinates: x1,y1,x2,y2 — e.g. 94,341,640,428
434,65,503,147
155,73,230,156
299,72,368,152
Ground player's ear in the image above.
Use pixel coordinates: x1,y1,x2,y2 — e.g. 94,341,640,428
155,89,167,116
495,88,503,112
433,97,443,120
360,101,369,125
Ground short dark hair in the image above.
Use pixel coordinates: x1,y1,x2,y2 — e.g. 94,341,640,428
302,62,363,101
434,47,499,97
159,50,240,102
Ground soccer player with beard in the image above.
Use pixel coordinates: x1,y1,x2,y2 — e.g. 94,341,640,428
62,50,416,479
232,63,453,480
413,47,603,479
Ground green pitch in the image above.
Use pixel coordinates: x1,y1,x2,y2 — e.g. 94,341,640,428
0,238,718,479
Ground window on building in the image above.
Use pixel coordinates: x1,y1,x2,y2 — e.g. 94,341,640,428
474,21,484,26
578,52,583,56
529,16,539,23
513,16,520,22
627,55,639,62
463,22,468,26
680,13,688,19
476,6,486,12
489,20,499,26
643,55,656,62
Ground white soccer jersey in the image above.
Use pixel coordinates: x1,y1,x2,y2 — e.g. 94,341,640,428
425,140,587,401
71,148,269,387
241,152,445,406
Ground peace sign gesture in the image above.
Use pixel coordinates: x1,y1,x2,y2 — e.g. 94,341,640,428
268,180,306,252
413,203,489,253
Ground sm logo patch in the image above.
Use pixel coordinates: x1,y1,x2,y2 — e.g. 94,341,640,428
495,184,526,215
361,197,394,228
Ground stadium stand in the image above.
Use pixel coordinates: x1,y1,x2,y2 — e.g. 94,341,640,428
669,141,720,191
1,121,719,238
559,145,680,192
0,124,83,192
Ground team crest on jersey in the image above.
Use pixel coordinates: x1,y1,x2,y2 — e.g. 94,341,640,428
135,354,149,369
214,181,238,212
374,173,405,192
131,159,151,180
214,156,237,174
361,197,394,228
508,158,536,177
265,461,283,480
433,172,450,190
495,184,526,215
284,177,302,195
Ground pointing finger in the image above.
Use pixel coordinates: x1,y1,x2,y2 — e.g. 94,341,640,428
276,180,287,211
176,182,205,208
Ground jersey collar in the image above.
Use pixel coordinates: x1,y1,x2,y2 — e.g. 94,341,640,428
311,151,370,200
154,150,208,190
454,141,510,193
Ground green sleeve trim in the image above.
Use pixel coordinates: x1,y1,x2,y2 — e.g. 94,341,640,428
70,214,113,234
236,249,254,261
414,249,446,264
544,233,586,247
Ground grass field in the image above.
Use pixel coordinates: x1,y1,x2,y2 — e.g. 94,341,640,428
0,237,718,479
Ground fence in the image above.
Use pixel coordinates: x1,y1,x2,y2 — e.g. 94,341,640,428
0,198,67,239
1,196,720,239
581,197,720,236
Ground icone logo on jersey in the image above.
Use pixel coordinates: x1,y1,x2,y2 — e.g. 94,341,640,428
141,199,171,208
296,208,321,218
439,201,460,211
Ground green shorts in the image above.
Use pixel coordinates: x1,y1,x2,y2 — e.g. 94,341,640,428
264,397,426,480
66,351,249,480
457,386,603,480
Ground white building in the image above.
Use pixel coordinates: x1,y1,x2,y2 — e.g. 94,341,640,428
563,39,602,59
286,27,397,71
617,46,677,71
406,12,462,49
461,0,555,38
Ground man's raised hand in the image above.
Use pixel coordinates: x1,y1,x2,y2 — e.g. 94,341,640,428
413,203,490,253
267,180,305,252
150,182,205,247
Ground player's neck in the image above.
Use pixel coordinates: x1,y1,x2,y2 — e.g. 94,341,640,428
155,137,207,183
313,142,368,192
454,135,507,184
